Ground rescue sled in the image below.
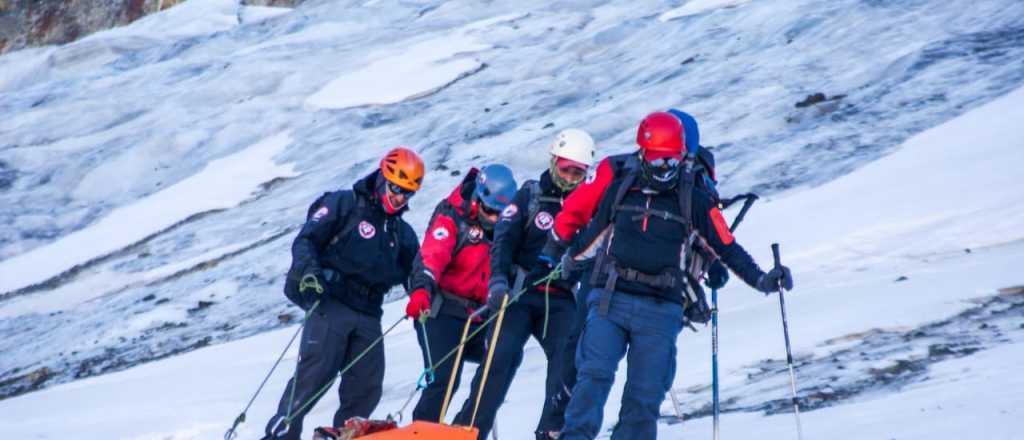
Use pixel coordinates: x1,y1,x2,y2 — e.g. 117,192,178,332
313,421,477,440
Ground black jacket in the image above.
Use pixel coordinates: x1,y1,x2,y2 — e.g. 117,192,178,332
570,156,763,302
491,170,573,293
291,171,420,316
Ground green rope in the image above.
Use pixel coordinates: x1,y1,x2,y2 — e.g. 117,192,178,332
224,301,320,440
283,314,407,425
428,263,562,373
417,312,435,388
542,272,554,340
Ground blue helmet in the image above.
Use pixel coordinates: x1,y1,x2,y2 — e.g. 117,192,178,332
474,164,517,211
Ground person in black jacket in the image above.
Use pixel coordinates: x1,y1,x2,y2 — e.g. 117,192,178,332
542,113,793,440
452,130,596,440
263,148,424,440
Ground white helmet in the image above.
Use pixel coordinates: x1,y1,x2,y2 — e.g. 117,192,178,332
549,128,595,165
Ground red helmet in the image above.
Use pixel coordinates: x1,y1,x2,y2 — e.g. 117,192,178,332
636,111,685,159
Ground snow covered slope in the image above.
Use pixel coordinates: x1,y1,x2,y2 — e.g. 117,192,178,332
1,81,1021,439
1,0,1023,437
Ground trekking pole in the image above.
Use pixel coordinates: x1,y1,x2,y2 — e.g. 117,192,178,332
709,193,758,440
711,285,721,440
224,300,321,440
772,243,804,440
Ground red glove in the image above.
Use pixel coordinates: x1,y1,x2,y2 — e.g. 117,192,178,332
406,289,431,319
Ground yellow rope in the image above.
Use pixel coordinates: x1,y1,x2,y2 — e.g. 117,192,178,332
469,294,510,428
438,316,474,423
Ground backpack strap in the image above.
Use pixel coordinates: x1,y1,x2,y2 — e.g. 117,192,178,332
431,200,477,258
524,179,564,230
329,192,367,247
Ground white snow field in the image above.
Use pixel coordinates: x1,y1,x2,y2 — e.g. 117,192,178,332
1,0,1023,438
1,82,1021,440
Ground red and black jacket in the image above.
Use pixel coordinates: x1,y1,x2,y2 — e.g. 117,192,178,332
554,153,764,302
409,169,493,317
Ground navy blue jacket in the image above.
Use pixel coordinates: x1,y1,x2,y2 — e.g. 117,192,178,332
291,171,419,316
565,154,763,302
491,170,572,292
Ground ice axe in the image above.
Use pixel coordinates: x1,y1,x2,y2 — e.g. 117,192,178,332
772,243,804,440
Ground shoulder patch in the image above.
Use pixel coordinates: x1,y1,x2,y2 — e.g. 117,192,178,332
432,226,450,240
467,225,484,243
311,206,329,222
501,204,519,218
709,207,735,245
534,211,555,230
358,221,376,239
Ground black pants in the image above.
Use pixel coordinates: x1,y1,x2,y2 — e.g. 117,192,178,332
262,299,385,440
452,292,576,439
412,312,487,423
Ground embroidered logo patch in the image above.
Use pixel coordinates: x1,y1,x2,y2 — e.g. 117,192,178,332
534,211,555,230
358,221,376,239
468,225,484,243
432,226,450,240
501,204,519,218
311,206,329,222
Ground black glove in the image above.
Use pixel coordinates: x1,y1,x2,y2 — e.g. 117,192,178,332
299,272,325,296
756,265,794,293
487,275,511,311
706,260,730,290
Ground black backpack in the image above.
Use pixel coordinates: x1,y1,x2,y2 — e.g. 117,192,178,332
594,152,717,324
522,179,564,226
283,191,366,309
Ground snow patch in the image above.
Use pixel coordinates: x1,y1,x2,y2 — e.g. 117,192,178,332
304,14,526,110
659,0,753,22
0,236,270,319
740,85,1024,274
0,132,298,295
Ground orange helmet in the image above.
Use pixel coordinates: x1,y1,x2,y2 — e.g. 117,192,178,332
380,147,425,191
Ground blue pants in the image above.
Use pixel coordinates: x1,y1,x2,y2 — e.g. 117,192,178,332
561,289,683,440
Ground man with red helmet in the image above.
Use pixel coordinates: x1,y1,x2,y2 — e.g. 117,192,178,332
541,112,794,440
406,164,518,424
263,148,424,440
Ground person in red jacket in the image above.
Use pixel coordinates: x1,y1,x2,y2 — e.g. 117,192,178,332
541,112,794,440
407,164,518,424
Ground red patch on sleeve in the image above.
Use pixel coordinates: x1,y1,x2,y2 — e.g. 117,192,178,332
709,207,735,245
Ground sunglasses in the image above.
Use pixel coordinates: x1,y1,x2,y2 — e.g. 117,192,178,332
646,157,682,169
478,202,502,217
387,181,416,197
556,165,588,179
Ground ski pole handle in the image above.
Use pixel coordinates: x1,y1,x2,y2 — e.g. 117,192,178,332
771,243,782,270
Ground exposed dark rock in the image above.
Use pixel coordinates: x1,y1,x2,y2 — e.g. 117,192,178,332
895,276,909,282
187,300,216,314
796,93,827,108
0,0,304,55
0,161,16,191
